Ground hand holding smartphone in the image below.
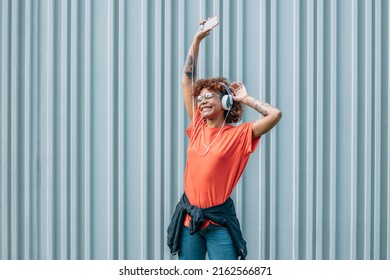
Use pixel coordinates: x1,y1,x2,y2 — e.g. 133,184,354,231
202,16,219,31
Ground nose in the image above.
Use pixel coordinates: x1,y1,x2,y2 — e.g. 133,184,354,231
196,96,206,106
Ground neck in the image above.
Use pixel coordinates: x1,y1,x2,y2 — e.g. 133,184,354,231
205,114,226,128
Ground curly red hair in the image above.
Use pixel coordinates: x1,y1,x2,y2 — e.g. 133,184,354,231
192,77,244,124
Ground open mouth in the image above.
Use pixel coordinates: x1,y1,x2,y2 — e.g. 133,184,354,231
200,105,213,112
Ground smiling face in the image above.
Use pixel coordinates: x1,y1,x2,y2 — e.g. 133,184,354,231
192,77,245,124
196,87,224,120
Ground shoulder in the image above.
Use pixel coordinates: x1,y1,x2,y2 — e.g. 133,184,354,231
186,108,203,137
227,121,253,132
223,121,253,139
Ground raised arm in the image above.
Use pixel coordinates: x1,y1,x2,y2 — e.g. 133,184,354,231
182,21,212,121
231,82,282,139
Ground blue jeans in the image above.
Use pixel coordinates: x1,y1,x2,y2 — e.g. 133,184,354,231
178,224,238,260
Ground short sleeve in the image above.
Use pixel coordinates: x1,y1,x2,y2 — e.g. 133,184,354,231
237,122,260,155
186,108,203,138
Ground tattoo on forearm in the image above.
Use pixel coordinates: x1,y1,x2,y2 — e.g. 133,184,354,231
247,97,268,116
184,55,196,79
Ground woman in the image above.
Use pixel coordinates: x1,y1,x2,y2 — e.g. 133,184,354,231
167,19,282,260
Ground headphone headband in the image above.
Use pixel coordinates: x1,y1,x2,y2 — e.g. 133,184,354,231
220,82,232,96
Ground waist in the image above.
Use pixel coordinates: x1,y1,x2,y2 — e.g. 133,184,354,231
184,215,220,229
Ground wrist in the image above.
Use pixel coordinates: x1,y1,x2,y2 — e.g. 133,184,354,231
192,37,202,45
242,95,252,105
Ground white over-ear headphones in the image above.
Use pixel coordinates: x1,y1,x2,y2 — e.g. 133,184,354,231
220,82,233,110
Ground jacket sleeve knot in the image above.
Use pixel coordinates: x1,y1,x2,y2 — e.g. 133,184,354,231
186,205,204,234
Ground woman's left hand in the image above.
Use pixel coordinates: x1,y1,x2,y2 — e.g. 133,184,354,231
230,81,249,103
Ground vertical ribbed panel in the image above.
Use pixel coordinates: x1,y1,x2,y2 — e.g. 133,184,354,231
1,0,389,260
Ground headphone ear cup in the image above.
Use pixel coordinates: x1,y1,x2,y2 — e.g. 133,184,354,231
220,82,233,110
222,94,233,110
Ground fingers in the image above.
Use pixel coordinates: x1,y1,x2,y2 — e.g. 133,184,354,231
232,81,245,88
230,82,246,96
196,19,211,36
196,28,211,39
230,82,239,89
198,19,207,31
230,81,244,89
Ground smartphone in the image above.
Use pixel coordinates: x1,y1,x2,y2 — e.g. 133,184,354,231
203,16,219,31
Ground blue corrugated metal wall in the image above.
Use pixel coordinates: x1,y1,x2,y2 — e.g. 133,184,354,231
1,0,389,260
